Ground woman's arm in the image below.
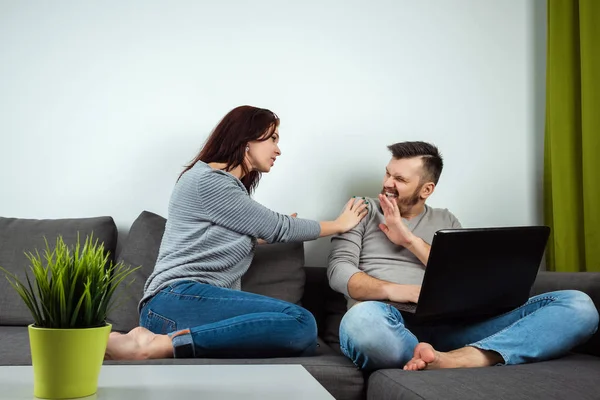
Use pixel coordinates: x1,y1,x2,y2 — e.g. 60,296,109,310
196,171,367,243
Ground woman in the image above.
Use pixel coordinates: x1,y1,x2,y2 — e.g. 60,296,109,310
105,105,367,360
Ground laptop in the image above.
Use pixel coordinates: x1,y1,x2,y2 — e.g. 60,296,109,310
388,226,550,325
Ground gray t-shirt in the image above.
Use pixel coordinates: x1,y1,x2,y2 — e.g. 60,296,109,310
327,197,461,309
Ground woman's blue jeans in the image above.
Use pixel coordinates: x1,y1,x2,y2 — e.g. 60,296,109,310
140,280,318,358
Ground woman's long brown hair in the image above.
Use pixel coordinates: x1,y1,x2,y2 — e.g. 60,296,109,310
179,105,279,194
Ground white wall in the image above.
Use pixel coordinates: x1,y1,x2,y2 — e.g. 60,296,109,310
0,0,546,266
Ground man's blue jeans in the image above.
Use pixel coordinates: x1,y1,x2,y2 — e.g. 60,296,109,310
339,290,599,371
140,280,318,358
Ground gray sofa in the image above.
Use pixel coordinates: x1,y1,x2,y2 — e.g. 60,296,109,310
1,212,599,400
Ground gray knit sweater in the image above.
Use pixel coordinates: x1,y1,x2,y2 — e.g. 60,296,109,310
141,161,322,305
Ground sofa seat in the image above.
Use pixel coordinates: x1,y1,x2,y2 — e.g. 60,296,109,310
367,353,600,400
0,326,30,366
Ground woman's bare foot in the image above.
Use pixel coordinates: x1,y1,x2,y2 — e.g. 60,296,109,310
104,327,174,360
403,342,504,371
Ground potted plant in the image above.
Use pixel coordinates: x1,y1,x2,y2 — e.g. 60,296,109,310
0,234,138,399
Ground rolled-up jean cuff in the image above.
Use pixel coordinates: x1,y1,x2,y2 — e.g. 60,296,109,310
468,342,508,366
169,329,195,358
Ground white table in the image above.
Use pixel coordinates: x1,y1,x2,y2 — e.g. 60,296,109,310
0,364,335,399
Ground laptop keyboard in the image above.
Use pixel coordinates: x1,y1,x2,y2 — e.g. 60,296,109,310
384,301,417,313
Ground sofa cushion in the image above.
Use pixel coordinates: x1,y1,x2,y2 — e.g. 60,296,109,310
242,242,306,306
108,211,166,333
367,354,600,400
0,216,118,326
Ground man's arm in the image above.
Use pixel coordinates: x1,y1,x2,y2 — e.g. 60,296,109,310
327,216,365,297
403,210,462,264
328,201,420,304
378,195,463,267
347,272,420,303
378,194,432,265
405,237,431,266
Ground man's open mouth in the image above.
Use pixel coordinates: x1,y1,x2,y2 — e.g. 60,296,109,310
383,190,398,199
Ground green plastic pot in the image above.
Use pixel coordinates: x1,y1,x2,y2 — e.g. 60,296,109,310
28,324,111,399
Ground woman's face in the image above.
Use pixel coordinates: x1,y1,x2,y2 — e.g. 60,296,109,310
246,128,281,173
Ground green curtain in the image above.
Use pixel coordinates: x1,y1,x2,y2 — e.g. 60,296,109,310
544,0,600,272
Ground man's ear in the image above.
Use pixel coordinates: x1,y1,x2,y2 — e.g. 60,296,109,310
420,182,436,200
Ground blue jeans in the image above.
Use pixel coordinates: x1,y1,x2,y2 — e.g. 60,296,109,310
339,290,599,371
140,280,318,358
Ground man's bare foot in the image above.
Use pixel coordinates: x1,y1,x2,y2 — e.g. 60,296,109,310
403,342,504,371
104,327,174,360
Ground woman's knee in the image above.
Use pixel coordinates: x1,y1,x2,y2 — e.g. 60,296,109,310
286,304,318,353
288,303,317,330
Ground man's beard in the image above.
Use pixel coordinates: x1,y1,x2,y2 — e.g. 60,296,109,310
381,185,422,215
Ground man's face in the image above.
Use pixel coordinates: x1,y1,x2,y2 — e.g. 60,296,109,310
380,157,426,215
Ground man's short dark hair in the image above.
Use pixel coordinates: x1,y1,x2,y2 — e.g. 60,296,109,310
387,141,443,185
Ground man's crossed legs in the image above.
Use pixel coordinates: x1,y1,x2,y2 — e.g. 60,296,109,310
339,290,599,371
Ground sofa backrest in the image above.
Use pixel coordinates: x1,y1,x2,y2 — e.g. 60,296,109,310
0,216,118,326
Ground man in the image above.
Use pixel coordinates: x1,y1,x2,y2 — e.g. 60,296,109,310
327,141,599,371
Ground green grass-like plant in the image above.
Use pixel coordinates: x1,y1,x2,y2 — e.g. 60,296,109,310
0,234,139,329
